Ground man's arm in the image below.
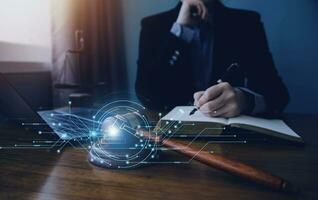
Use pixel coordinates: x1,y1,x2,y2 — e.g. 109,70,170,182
244,14,290,115
135,17,192,109
194,13,289,117
136,0,211,109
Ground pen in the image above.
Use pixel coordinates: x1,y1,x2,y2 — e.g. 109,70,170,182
189,63,241,116
189,107,199,116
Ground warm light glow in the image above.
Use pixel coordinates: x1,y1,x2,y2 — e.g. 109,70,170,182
0,0,51,62
0,0,51,46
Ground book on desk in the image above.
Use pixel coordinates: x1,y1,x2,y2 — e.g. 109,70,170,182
155,106,303,143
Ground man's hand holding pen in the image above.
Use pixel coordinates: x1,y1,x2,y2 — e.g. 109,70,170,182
193,82,248,118
177,2,254,118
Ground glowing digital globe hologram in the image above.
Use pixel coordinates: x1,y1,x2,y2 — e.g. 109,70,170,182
88,100,158,169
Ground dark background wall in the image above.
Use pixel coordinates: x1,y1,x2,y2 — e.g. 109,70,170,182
1,0,317,114
121,0,318,114
223,0,318,114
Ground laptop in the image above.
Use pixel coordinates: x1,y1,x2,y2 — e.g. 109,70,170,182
0,73,96,140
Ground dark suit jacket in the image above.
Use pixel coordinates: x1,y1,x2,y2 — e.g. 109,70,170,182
135,3,289,115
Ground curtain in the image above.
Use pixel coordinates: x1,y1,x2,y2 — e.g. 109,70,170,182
51,0,127,105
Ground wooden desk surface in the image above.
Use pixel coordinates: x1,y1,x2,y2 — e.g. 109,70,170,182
0,114,317,200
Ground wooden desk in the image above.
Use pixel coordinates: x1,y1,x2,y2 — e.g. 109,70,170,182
0,114,317,200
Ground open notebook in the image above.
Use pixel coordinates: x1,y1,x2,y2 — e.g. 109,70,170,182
157,106,303,143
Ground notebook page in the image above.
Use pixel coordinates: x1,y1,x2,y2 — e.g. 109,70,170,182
228,115,301,138
161,106,228,125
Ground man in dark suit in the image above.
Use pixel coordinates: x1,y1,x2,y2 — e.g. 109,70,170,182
135,0,289,117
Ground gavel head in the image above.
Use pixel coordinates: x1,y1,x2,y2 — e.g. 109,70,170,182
99,114,144,145
100,115,127,143
89,112,158,169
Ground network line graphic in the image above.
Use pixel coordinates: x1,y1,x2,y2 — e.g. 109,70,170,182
1,99,247,169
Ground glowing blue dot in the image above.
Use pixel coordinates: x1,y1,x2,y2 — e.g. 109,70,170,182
125,154,129,158
174,125,177,128
90,131,97,137
61,134,67,139
92,116,96,119
151,155,155,159
140,139,143,143
58,123,62,126
158,113,162,117
168,130,172,134
151,148,155,151
52,123,56,126
135,144,138,147
50,113,54,117
57,150,60,153
141,144,144,147
38,131,42,135
68,101,72,105
126,161,130,164
148,144,151,147
166,121,169,125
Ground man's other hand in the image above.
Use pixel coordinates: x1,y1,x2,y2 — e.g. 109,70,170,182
194,82,248,118
177,0,209,26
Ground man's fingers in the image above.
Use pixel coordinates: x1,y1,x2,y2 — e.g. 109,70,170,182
193,91,204,106
199,82,233,107
194,2,202,17
199,94,225,113
205,105,230,118
197,82,242,118
197,84,224,107
197,1,207,19
213,103,240,118
194,91,204,100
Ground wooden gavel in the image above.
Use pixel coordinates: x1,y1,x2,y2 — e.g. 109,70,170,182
142,131,297,193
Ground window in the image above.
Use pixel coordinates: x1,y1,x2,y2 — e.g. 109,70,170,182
0,0,51,63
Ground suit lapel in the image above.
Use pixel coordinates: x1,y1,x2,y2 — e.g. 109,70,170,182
211,5,229,84
213,4,246,87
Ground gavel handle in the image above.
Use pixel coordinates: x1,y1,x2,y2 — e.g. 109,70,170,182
161,138,296,193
